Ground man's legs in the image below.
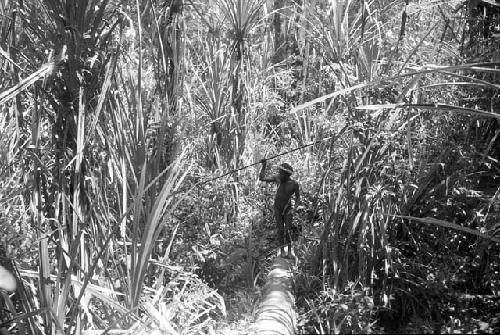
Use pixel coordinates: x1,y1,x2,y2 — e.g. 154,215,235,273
274,210,285,255
283,210,293,257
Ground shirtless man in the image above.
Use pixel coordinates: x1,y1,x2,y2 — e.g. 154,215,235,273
259,159,300,257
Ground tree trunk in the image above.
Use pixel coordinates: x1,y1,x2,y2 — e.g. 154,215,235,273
254,257,296,335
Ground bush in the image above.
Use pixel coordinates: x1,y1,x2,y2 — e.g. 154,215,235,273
297,282,376,334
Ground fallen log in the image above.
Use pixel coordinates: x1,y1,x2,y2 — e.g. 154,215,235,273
254,257,296,335
0,264,16,292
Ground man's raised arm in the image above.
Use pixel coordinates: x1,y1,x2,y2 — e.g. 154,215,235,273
259,159,278,182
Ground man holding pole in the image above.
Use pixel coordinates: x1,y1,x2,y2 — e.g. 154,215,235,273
259,159,301,258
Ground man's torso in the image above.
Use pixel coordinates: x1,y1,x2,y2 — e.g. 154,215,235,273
274,179,297,213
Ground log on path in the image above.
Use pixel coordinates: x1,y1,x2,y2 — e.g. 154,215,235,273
0,264,16,292
254,256,296,335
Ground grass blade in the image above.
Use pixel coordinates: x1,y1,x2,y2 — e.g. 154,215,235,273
395,215,500,244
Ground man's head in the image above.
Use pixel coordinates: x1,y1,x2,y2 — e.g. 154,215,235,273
279,163,293,181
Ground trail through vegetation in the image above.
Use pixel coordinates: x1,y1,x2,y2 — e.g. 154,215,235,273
1,0,500,334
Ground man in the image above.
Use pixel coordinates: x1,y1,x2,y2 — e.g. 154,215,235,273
259,159,300,257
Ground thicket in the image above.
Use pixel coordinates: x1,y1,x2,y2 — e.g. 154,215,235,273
1,0,500,334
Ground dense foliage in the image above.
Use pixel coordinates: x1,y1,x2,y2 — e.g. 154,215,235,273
1,0,500,334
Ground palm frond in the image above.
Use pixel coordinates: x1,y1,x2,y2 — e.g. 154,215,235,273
356,103,500,120
0,61,57,106
291,62,500,113
396,215,500,244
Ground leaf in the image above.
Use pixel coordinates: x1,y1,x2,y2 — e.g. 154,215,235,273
395,215,500,244
355,103,500,120
291,62,500,113
0,62,55,106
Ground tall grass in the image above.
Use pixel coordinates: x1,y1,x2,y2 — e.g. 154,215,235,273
0,1,219,333
291,0,500,314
